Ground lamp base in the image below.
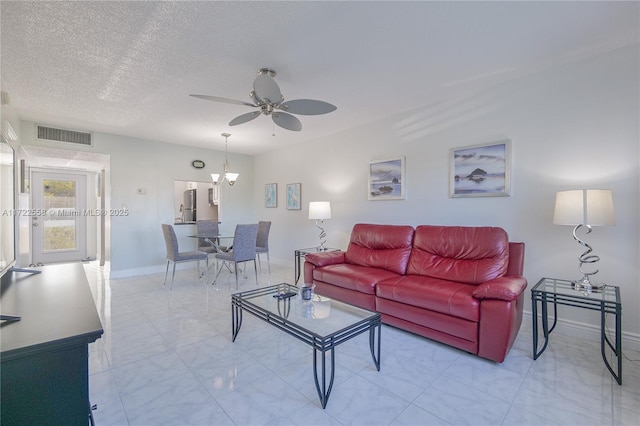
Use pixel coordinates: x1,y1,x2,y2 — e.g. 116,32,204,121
571,275,606,294
315,219,327,252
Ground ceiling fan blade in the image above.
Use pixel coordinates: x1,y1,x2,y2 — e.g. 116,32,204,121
272,112,302,131
190,94,255,107
229,111,261,126
253,73,283,105
278,99,337,115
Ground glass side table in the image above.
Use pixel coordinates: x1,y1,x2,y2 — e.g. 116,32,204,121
294,247,340,284
531,277,622,384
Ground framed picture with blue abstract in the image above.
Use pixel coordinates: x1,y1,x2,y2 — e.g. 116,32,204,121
265,183,277,208
286,183,301,210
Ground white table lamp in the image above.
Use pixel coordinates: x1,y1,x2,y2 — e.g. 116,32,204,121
553,189,615,292
308,201,331,251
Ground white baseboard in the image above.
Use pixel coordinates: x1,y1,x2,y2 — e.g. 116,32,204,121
269,256,295,268
110,262,201,279
110,256,294,280
522,309,640,353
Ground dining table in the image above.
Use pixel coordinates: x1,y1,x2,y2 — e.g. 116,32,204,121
188,233,239,278
187,233,233,253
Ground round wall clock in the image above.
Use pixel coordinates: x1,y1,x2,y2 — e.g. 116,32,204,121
191,160,206,169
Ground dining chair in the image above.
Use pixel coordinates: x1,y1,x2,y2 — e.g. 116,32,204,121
161,224,209,290
255,221,272,274
196,220,222,254
213,224,259,289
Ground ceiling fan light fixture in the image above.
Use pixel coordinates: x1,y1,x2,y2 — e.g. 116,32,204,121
191,67,336,132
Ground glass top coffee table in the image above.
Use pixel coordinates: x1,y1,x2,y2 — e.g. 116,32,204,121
231,283,381,408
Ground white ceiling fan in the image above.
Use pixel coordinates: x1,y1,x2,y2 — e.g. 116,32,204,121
190,68,336,131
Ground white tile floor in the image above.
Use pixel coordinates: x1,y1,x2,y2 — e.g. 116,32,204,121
84,261,640,426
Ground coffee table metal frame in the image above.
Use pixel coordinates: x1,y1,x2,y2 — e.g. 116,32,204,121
531,277,622,384
231,283,381,408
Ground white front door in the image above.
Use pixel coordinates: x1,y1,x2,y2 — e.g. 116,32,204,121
31,171,87,264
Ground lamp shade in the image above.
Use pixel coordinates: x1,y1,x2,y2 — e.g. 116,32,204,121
553,189,615,226
308,201,331,220
225,172,239,185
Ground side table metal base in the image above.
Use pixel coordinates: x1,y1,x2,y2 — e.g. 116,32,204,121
531,277,622,385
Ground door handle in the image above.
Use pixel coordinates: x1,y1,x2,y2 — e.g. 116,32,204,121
32,222,39,227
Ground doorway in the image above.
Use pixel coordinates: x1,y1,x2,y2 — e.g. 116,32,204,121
20,145,110,268
31,170,89,264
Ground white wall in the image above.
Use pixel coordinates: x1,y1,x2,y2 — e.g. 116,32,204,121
18,125,255,274
255,46,640,338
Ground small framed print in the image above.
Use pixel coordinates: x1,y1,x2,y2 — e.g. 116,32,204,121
450,140,511,198
368,157,405,200
265,183,277,208
286,183,301,210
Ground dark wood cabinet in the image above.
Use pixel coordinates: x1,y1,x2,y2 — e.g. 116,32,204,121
1,263,103,425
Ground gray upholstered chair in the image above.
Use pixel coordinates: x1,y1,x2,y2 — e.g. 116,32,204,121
213,224,259,289
196,220,222,254
255,221,271,274
161,224,209,290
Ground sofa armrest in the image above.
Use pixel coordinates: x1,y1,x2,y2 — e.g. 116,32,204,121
305,251,345,267
472,276,527,302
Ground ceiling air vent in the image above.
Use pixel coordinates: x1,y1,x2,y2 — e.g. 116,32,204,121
36,125,92,146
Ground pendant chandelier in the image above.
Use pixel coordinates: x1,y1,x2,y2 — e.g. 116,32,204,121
211,133,239,186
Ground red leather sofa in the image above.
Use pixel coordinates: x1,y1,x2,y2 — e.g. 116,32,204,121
304,223,527,363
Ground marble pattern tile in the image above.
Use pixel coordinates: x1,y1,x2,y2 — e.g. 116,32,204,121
357,343,440,402
85,262,640,425
120,373,233,425
211,372,310,425
412,376,512,425
321,374,410,424
389,404,452,425
440,350,529,403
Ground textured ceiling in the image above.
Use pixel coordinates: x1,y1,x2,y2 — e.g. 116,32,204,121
1,1,638,155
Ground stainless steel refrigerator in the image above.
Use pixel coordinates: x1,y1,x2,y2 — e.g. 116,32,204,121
183,189,196,222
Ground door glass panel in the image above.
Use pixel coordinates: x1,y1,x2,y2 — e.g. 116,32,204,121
43,179,77,251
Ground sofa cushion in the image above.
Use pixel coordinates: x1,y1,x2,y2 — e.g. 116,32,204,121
407,225,509,285
313,263,401,295
376,275,480,322
344,223,414,275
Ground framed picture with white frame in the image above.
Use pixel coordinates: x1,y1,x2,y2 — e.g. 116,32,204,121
449,140,511,198
368,157,405,200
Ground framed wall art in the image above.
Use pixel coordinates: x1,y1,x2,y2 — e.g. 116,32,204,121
450,140,511,198
264,183,277,208
368,157,405,200
286,183,301,210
